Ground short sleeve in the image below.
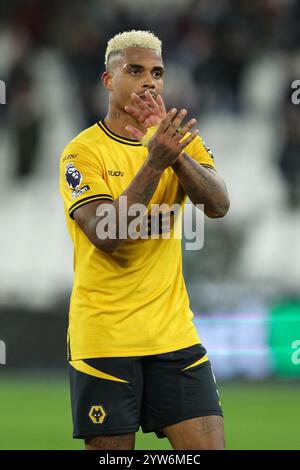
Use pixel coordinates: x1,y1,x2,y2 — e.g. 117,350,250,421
184,135,216,170
60,141,113,219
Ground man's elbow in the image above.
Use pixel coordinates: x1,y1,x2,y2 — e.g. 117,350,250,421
209,206,229,219
97,244,115,254
87,235,117,254
206,197,230,219
94,239,118,254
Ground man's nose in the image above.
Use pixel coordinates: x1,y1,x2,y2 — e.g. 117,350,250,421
142,73,155,89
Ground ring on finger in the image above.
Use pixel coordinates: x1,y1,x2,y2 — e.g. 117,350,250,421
168,123,181,133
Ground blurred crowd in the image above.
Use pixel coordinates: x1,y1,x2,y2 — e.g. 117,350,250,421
0,0,300,307
0,0,299,186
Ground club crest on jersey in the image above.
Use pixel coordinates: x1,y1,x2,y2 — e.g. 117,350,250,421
65,163,82,190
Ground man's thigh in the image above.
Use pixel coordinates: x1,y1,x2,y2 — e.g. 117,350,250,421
85,433,135,450
163,415,225,450
141,343,224,448
69,356,143,447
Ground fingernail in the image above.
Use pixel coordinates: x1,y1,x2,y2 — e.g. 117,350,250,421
181,109,187,115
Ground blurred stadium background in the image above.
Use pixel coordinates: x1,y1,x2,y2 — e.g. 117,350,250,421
0,0,300,450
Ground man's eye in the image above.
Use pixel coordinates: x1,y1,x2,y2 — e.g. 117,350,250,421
130,70,139,76
153,71,162,78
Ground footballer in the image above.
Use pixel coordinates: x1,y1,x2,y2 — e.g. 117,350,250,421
60,30,230,450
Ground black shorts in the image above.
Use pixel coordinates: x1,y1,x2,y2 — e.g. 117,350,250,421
69,343,223,439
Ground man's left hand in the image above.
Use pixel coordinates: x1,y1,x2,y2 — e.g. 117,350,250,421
125,90,166,128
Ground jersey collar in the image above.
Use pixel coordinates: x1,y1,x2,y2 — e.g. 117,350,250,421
97,119,142,146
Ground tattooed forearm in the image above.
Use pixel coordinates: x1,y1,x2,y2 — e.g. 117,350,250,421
172,153,230,218
125,161,161,202
86,160,162,252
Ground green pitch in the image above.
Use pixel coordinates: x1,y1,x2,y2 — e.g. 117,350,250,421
0,374,299,450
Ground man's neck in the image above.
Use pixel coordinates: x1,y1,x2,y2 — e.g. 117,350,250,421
104,108,147,140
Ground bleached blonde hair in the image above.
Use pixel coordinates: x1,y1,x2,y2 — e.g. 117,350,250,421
105,30,162,68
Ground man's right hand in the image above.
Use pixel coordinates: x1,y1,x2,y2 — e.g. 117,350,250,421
126,108,199,173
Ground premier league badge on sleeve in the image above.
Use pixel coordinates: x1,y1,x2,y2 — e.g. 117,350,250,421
65,163,82,190
65,163,90,198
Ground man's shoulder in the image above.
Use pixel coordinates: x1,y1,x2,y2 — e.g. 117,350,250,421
60,122,107,163
69,122,102,150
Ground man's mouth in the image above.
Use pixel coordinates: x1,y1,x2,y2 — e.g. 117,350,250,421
138,92,157,101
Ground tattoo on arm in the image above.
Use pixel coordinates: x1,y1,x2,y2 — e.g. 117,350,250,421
172,153,229,217
86,160,162,252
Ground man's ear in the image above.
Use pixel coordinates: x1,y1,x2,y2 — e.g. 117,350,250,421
101,71,113,91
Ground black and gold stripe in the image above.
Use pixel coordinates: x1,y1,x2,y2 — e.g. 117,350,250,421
69,194,113,219
69,360,129,382
97,120,142,146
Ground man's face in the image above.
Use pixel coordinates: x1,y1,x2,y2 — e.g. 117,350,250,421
106,47,164,110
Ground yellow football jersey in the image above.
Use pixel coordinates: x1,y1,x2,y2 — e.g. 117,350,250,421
60,119,215,360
